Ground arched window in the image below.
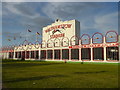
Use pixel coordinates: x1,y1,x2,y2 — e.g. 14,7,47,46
22,40,29,50
81,34,90,45
54,38,60,47
70,36,79,46
92,32,103,44
34,41,40,49
61,37,69,47
41,40,46,48
105,31,118,43
28,42,33,49
47,39,54,48
19,44,23,50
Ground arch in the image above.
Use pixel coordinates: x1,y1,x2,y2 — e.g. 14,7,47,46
34,41,41,49
47,39,54,48
18,44,23,50
41,40,46,48
14,44,18,50
23,40,29,45
105,31,118,43
28,42,33,49
61,37,69,47
70,36,79,46
22,40,29,50
80,34,90,45
92,32,103,44
54,38,60,47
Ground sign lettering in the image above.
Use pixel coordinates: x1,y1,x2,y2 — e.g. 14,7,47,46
45,24,72,33
50,33,65,39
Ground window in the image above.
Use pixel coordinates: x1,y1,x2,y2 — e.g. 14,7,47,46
62,49,69,60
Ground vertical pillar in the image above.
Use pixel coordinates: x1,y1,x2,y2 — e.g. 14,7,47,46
90,38,93,61
29,51,31,60
79,40,82,61
118,35,120,62
34,51,36,60
91,47,93,61
13,50,15,59
53,49,54,60
118,45,120,62
46,50,47,60
16,52,18,59
79,48,81,61
69,48,71,61
24,50,27,59
103,37,107,62
104,47,107,61
60,49,62,60
6,52,9,59
39,50,40,60
25,50,26,60
5,52,6,59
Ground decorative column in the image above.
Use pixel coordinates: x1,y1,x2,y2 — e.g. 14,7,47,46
90,38,93,61
13,49,15,59
60,49,62,61
29,50,31,60
118,35,120,62
103,37,107,62
79,40,82,61
46,50,48,60
69,48,71,61
34,50,36,60
6,52,9,59
39,49,41,60
52,49,54,60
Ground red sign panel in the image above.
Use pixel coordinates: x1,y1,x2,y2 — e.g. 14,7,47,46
69,43,119,48
69,45,80,48
91,44,104,48
82,45,91,48
50,33,65,39
105,43,118,47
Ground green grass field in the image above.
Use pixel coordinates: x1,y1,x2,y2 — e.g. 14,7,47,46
2,59,119,88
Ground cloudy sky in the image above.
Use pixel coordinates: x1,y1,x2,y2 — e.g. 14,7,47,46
2,2,118,46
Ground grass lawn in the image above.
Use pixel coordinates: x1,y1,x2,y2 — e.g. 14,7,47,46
2,59,119,88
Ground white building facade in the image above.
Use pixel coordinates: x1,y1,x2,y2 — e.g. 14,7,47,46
1,19,119,62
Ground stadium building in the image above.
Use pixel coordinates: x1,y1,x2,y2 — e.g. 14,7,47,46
1,19,120,62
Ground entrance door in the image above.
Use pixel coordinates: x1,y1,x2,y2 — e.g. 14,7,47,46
9,52,11,58
31,51,35,59
22,51,25,60
106,47,118,60
54,50,60,59
18,52,21,58
26,51,29,59
62,49,69,60
71,49,79,60
47,50,53,59
35,51,39,59
41,50,46,60
93,48,103,60
81,48,91,60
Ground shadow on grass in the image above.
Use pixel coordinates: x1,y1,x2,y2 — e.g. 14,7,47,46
74,71,107,74
3,74,67,83
2,62,63,68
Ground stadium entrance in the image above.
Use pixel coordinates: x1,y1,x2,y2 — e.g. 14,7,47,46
93,48,104,60
106,47,119,60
